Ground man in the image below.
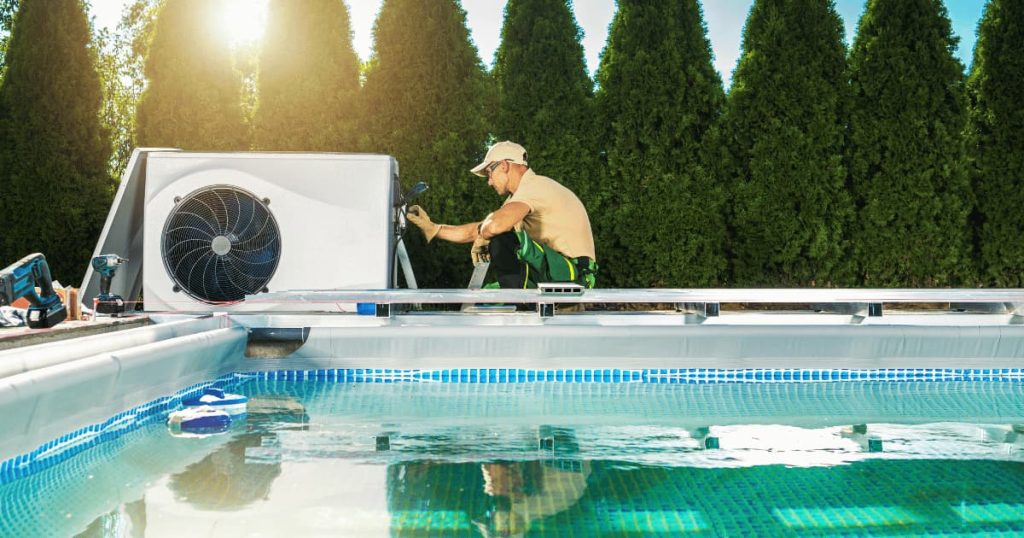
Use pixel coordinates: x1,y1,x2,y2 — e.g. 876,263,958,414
406,141,597,289
476,458,592,536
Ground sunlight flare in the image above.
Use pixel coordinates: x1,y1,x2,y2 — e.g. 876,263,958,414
220,0,268,46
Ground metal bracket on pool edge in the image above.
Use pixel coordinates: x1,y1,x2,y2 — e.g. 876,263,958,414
821,303,883,318
675,303,720,318
538,283,585,318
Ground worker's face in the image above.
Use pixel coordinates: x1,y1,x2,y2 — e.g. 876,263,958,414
486,161,511,195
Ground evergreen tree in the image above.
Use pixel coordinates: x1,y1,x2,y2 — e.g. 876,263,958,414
254,0,360,151
95,0,161,179
595,0,726,287
135,0,247,150
847,0,971,286
362,0,491,287
493,0,594,198
718,0,852,286
0,0,112,280
967,0,1024,286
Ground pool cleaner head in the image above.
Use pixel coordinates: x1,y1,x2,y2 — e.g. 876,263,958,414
167,406,232,436
182,387,249,416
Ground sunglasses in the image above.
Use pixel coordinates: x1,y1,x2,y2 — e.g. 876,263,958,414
485,161,506,175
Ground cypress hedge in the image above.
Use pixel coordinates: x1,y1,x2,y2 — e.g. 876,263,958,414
135,0,247,150
362,0,491,288
0,0,112,280
719,0,852,286
492,0,594,199
595,0,726,287
254,0,361,151
847,0,972,286
967,0,1024,286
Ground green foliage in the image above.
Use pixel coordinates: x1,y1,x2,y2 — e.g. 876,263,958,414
717,0,852,286
492,0,594,198
967,0,1024,286
95,0,160,179
135,0,247,150
361,0,491,287
254,0,361,151
0,0,112,281
847,0,972,286
595,0,726,287
0,0,16,80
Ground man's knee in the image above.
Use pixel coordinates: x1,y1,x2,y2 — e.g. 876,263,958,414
488,231,519,265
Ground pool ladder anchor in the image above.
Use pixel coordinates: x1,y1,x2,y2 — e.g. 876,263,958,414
692,427,720,450
841,424,884,452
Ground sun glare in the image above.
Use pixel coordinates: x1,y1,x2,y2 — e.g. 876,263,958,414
221,0,268,46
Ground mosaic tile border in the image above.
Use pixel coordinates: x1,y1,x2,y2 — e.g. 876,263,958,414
252,367,1024,384
3,367,1023,486
0,373,248,487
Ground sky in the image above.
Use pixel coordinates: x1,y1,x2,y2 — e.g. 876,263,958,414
90,0,987,88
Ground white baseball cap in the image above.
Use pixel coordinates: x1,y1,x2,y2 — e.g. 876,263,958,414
471,141,528,177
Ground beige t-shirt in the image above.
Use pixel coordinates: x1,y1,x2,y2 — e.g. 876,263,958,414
504,170,596,261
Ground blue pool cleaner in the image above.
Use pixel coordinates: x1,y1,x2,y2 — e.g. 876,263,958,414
167,406,232,435
182,387,248,415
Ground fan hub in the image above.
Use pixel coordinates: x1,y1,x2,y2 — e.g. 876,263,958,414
211,235,233,256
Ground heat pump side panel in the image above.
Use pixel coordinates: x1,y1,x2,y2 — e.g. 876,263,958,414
143,153,395,312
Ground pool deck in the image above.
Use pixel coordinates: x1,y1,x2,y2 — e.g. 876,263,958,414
0,315,151,351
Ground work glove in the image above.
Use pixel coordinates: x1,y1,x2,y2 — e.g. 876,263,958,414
471,234,491,265
406,205,440,243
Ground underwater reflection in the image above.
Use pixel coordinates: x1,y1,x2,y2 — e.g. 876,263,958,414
74,498,146,538
168,394,308,511
476,459,591,537
387,426,591,537
75,395,308,535
167,431,282,510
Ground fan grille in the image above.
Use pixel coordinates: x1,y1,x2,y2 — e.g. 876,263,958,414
162,186,281,303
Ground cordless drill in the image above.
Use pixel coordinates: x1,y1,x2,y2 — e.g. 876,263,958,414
91,254,128,316
0,253,67,329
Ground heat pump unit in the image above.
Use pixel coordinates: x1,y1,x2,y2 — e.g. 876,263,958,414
142,152,398,312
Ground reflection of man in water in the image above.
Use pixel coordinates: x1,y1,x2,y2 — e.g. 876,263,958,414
476,458,591,536
167,395,308,510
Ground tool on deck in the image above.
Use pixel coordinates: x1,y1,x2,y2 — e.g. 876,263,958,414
467,261,490,289
0,253,67,329
461,261,516,312
91,254,128,316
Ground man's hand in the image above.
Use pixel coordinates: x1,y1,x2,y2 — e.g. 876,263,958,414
406,205,440,242
471,234,491,264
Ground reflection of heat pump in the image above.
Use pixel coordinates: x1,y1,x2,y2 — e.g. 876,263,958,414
139,152,398,312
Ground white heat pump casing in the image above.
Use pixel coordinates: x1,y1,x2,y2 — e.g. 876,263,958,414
143,152,397,312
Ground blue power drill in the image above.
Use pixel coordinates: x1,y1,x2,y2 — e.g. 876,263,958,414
0,253,67,329
91,254,128,316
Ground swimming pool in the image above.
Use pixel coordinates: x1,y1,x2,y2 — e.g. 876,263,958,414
2,374,1023,536
4,289,1024,536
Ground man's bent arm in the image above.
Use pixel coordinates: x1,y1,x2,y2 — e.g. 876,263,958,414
430,202,530,243
434,221,481,244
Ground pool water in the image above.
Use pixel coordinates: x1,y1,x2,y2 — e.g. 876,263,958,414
3,378,1024,536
